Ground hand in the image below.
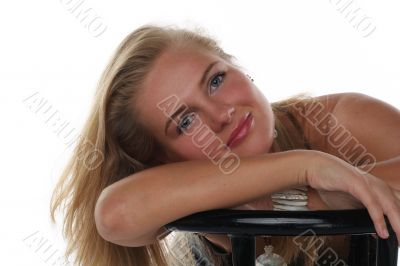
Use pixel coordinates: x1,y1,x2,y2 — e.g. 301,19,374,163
306,187,362,210
303,150,400,242
316,183,400,210
316,190,363,210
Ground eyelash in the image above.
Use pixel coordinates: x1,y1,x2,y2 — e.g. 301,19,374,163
209,71,226,95
176,71,226,135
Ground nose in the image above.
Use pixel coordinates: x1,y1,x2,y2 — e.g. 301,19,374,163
207,104,235,132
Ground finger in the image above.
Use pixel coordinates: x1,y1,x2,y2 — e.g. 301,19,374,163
350,181,388,239
374,183,400,243
366,200,388,239
382,196,400,245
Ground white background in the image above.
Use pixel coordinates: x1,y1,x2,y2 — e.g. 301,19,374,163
1,0,399,265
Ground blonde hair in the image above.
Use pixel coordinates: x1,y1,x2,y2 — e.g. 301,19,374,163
50,24,345,266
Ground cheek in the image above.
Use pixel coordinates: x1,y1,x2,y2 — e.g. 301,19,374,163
171,138,207,160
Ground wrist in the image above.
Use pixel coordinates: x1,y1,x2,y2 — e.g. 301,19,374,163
291,149,321,187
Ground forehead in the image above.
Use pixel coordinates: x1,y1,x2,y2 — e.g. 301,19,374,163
137,48,221,132
145,47,218,92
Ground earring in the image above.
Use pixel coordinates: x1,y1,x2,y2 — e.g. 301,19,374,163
273,128,278,139
246,74,254,82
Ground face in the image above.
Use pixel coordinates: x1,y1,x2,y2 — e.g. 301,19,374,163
136,47,275,163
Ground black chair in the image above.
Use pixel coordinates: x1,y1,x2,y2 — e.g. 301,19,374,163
165,209,398,266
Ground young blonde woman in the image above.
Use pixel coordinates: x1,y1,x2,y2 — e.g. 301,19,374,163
50,24,400,266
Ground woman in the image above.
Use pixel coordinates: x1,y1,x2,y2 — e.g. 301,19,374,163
50,24,400,266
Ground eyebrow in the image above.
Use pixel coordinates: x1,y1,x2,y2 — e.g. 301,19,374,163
164,60,218,135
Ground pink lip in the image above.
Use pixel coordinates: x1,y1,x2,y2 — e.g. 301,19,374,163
227,112,253,148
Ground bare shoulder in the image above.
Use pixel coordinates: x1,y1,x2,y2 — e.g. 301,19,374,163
289,92,348,153
291,92,400,162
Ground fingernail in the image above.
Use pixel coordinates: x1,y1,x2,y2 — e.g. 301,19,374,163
382,228,389,238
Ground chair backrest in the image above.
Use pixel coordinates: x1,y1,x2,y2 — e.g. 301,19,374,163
165,209,398,266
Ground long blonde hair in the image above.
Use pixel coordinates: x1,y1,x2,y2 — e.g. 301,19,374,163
50,24,343,266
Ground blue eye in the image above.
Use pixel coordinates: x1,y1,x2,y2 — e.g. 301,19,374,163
175,72,225,135
209,72,225,95
177,112,196,135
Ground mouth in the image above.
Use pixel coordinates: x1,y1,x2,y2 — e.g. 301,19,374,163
227,112,254,148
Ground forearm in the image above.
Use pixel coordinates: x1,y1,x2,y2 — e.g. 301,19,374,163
99,150,308,241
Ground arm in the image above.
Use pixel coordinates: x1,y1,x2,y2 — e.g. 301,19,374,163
95,148,400,245
95,150,308,247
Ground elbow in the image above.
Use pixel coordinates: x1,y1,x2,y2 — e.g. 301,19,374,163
94,188,120,242
94,187,136,243
94,187,162,247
